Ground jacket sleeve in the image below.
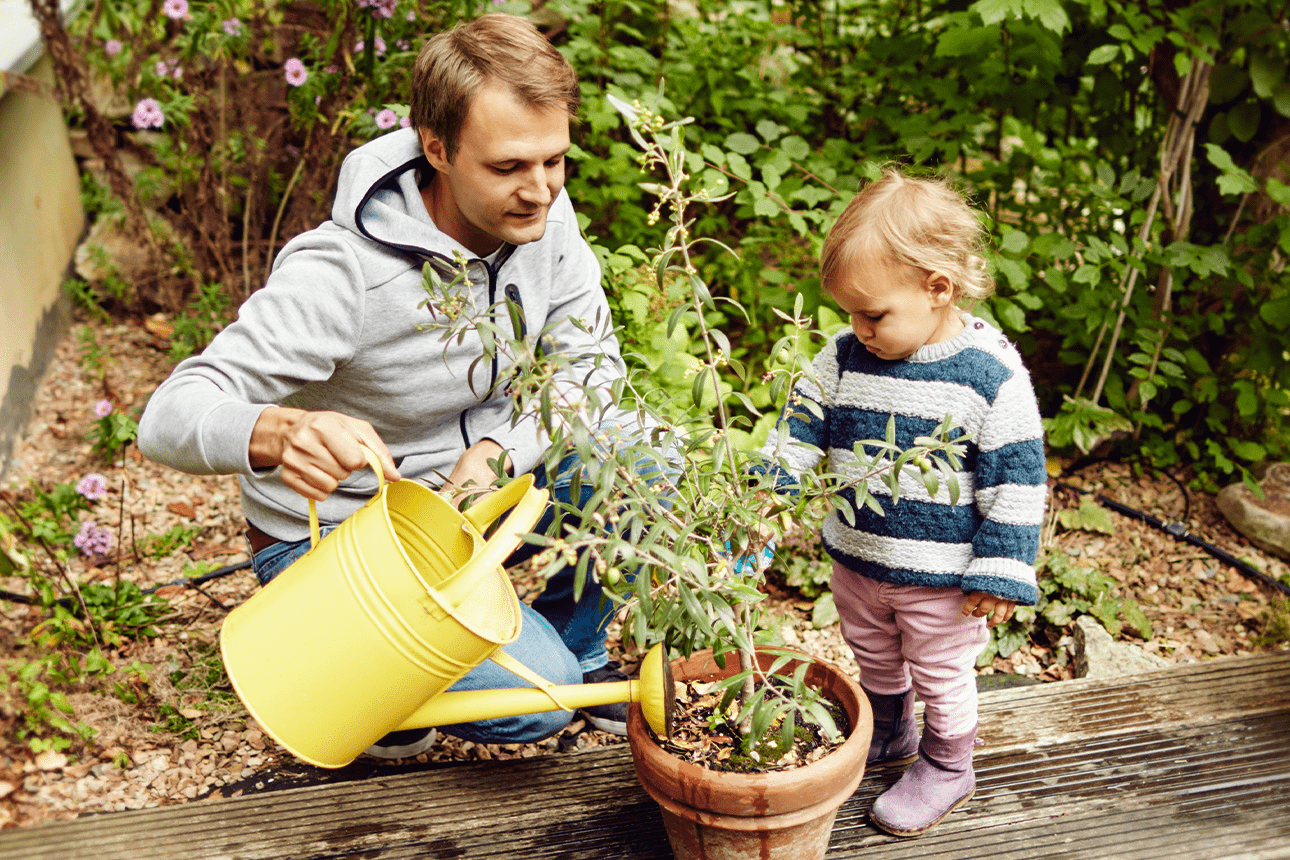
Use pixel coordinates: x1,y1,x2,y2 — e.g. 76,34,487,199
137,235,366,476
960,359,1048,606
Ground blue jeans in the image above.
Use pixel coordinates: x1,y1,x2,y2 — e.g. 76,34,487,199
248,444,659,744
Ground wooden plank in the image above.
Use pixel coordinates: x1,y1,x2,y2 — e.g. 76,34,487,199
1,652,1287,860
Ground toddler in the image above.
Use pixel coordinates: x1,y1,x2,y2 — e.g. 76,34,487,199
762,167,1047,836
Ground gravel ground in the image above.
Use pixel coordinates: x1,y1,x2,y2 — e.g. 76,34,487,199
1,314,1287,830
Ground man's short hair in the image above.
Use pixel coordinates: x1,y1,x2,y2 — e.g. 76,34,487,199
410,14,580,162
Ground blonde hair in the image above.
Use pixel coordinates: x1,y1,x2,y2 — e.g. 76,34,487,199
821,167,993,307
410,14,580,162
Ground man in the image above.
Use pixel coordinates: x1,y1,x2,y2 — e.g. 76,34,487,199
139,13,633,757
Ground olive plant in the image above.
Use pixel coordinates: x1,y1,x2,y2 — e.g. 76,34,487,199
421,92,966,762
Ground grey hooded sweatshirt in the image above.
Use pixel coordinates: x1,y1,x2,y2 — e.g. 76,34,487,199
138,127,625,543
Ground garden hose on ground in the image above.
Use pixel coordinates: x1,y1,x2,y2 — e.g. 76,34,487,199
0,557,253,609
1053,479,1290,599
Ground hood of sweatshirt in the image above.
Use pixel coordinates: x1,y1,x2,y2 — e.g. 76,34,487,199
328,126,516,272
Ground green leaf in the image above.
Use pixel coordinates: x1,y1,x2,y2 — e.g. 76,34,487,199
1087,44,1120,66
1209,63,1249,104
779,135,810,160
1249,51,1286,100
1022,0,1070,33
811,592,839,628
972,0,1021,26
755,119,784,143
992,296,1028,332
725,132,760,156
935,26,997,58
1227,102,1261,143
1275,83,1290,118
1057,495,1116,535
1258,296,1290,328
1204,144,1258,194
1229,439,1266,462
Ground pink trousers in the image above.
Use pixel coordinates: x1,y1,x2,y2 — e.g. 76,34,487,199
830,561,989,739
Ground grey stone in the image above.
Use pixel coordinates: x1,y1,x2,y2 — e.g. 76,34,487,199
1072,615,1169,680
1216,463,1290,562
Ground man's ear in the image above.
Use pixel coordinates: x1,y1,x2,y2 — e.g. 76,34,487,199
926,271,956,308
420,128,450,171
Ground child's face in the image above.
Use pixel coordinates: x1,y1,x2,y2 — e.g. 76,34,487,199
828,249,961,361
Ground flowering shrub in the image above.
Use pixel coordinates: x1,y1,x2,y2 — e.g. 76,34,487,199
65,0,456,312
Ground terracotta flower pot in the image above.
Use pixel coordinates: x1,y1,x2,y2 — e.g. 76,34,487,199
627,648,873,860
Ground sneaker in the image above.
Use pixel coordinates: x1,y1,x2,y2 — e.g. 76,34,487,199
363,727,438,760
579,662,630,736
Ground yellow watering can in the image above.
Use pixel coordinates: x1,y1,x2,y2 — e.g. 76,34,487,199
220,446,673,768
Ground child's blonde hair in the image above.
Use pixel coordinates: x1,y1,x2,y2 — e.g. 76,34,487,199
821,167,994,307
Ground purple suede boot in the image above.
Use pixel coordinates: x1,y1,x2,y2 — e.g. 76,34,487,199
869,723,977,837
864,687,919,765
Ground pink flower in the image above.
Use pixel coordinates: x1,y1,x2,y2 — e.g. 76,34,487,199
154,59,181,79
284,58,308,87
357,0,397,17
105,39,123,57
161,0,188,20
354,36,386,56
131,98,165,130
94,399,114,418
73,521,114,557
222,18,243,36
399,116,411,128
374,109,398,130
76,473,110,501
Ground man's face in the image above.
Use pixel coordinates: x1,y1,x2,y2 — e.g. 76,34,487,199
420,83,570,257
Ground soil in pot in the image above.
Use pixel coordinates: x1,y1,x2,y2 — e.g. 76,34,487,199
627,648,873,860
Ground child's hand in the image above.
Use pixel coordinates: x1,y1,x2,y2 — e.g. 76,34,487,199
962,592,1015,628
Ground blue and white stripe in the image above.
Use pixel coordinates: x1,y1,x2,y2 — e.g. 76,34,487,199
762,313,1047,605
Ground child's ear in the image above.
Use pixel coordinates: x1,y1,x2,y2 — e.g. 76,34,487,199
926,271,956,308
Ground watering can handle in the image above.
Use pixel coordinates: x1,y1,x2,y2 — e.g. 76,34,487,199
460,475,541,537
306,444,386,548
431,475,549,597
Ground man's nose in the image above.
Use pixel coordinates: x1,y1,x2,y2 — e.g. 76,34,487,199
518,166,554,205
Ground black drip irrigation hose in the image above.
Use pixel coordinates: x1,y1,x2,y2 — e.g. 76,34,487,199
1053,479,1290,599
0,557,253,609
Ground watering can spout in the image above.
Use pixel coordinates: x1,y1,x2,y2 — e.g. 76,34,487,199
398,644,676,738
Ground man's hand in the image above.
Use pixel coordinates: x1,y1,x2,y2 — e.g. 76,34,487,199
249,407,400,501
441,439,512,506
962,592,1015,628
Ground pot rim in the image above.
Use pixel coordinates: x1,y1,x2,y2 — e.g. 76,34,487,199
626,646,873,820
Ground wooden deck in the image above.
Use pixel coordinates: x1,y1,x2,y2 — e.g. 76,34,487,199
2,651,1289,860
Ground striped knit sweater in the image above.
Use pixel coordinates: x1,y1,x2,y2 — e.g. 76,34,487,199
762,313,1046,605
